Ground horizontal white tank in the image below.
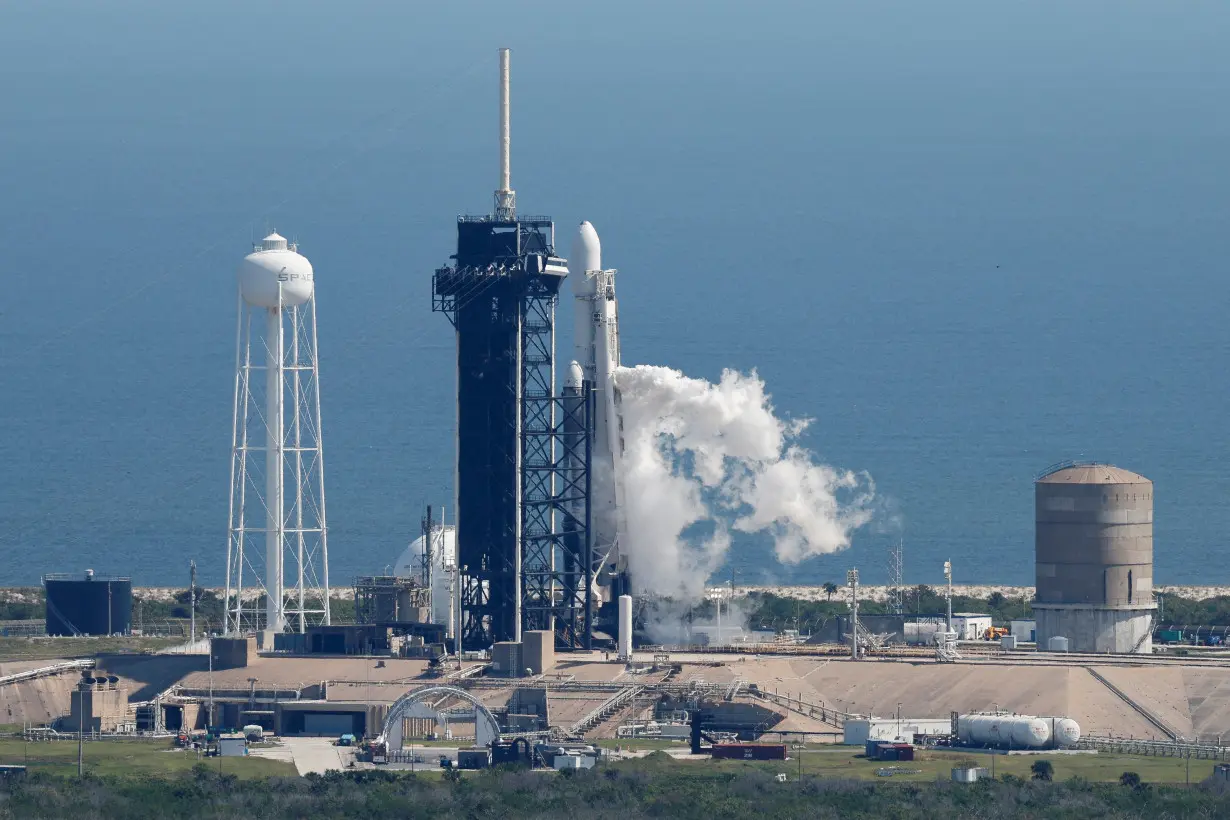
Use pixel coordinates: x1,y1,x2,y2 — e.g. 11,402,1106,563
956,715,1082,749
1053,718,1081,747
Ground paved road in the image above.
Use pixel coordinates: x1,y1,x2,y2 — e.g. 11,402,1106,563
272,737,353,775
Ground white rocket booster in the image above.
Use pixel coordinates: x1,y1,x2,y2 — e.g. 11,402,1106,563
569,221,627,591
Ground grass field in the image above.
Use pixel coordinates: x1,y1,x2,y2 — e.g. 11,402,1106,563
0,635,182,661
0,737,296,779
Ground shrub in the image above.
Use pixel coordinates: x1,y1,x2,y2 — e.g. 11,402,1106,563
1030,761,1053,782
1119,772,1142,789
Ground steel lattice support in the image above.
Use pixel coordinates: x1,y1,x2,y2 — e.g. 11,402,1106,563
521,387,593,649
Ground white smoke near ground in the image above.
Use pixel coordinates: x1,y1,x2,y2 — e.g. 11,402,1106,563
614,364,875,605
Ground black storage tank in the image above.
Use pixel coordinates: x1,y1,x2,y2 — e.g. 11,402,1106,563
43,571,132,636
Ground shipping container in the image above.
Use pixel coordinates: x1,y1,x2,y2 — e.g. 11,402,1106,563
711,743,787,761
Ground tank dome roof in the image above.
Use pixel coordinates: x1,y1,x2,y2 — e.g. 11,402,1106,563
1036,463,1150,485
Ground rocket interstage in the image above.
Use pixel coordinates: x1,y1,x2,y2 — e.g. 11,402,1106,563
567,221,628,598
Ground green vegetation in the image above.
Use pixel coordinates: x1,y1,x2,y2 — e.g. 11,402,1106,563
791,747,1212,785
0,635,184,661
0,737,294,780
743,587,1033,634
0,751,1226,819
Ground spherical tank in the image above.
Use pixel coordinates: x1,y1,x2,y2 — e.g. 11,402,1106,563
1054,718,1081,747
394,526,456,626
1035,463,1153,606
238,232,314,308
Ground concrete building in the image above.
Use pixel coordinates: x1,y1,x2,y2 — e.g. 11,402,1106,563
950,614,993,641
64,674,129,733
523,630,555,675
1033,463,1156,653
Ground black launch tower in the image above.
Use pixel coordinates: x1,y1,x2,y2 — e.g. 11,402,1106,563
432,49,593,650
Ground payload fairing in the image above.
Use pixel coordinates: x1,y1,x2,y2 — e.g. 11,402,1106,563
567,222,629,598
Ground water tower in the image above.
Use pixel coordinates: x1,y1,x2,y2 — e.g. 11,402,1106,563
224,233,331,634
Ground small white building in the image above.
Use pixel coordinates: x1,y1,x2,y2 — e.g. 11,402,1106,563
843,717,952,746
1009,619,1036,642
951,614,994,641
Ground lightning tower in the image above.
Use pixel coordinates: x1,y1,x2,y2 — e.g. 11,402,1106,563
225,233,331,634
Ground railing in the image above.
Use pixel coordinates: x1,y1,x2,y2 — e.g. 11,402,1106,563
1079,735,1230,760
747,688,852,729
1085,668,1178,740
0,659,95,687
569,685,643,737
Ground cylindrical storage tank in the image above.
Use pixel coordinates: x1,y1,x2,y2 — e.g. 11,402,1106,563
1035,464,1153,607
618,595,633,659
1053,718,1081,747
1010,718,1051,748
43,573,132,636
1034,463,1157,653
957,715,1051,749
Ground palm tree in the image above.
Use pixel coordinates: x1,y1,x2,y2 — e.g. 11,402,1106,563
823,582,838,602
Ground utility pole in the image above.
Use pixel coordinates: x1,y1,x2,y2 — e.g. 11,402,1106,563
190,560,197,643
847,569,860,660
944,560,953,632
77,688,83,777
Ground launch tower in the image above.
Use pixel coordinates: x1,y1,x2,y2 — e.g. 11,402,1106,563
432,49,593,650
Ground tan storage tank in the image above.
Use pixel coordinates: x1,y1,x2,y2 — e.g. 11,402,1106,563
1033,463,1156,653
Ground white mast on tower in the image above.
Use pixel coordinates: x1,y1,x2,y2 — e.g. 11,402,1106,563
224,232,331,635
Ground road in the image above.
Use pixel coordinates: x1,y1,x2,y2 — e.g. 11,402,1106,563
248,737,354,776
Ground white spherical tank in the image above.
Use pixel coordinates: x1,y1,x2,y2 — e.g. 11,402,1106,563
394,525,456,626
239,232,314,308
1054,718,1081,747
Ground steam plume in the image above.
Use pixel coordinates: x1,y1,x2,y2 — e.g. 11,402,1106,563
614,365,874,600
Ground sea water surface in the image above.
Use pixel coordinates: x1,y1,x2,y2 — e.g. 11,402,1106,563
0,1,1228,588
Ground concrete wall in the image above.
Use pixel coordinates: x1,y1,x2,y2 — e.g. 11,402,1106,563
491,642,523,676
211,637,256,670
1034,605,1154,654
523,631,554,675
65,685,129,732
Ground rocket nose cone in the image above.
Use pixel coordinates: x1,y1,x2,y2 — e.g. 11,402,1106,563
566,360,583,389
570,221,602,276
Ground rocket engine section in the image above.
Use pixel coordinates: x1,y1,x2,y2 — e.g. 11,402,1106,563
956,715,1081,749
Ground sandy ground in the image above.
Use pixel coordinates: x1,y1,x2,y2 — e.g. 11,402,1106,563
723,585,1230,602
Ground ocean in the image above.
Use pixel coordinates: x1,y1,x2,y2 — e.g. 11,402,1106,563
1,1,1228,588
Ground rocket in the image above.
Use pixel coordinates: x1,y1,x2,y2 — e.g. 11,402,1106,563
568,221,628,597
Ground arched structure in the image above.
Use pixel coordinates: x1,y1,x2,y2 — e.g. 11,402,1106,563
379,685,502,749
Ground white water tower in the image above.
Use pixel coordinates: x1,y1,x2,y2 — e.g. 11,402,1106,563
224,232,331,634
